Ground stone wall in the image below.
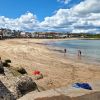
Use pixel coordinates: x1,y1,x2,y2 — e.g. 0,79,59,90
18,84,100,100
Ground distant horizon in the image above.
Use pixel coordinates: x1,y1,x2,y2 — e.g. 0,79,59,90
0,0,99,33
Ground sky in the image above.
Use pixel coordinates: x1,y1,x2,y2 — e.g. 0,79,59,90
0,0,100,33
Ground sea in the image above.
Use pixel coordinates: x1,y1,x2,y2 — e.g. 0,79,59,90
49,40,100,65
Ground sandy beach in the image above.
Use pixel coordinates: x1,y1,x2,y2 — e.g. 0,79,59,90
0,39,100,91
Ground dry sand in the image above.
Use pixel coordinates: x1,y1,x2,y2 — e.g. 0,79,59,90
0,39,100,90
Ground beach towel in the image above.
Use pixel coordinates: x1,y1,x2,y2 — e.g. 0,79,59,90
72,83,92,90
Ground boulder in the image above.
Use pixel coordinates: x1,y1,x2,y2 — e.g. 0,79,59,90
16,67,27,75
16,75,38,95
2,59,11,67
0,75,21,100
0,80,16,100
0,58,39,99
0,74,38,99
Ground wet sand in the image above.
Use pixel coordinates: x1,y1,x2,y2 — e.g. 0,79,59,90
0,39,100,90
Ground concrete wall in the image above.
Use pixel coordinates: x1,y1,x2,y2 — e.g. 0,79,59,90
18,86,100,100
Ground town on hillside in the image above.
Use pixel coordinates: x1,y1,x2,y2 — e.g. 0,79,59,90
0,28,100,39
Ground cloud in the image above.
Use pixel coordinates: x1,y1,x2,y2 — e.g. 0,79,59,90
40,0,100,33
0,0,100,33
0,12,39,31
72,0,100,15
57,0,71,4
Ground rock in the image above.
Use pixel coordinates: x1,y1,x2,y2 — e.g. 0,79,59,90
16,67,27,75
8,67,22,77
4,67,14,77
0,75,21,100
0,80,16,100
0,71,38,99
0,58,39,99
34,74,43,80
2,62,10,67
5,59,11,63
0,61,4,74
2,59,11,67
16,75,38,95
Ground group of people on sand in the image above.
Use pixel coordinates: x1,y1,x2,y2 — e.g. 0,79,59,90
64,48,82,57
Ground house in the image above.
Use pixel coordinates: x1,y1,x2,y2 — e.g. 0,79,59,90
19,32,32,38
0,30,3,39
67,33,82,38
33,32,67,38
20,32,26,38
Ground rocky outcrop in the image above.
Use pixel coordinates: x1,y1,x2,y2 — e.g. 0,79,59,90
0,80,15,100
16,75,38,95
0,74,38,99
0,59,39,100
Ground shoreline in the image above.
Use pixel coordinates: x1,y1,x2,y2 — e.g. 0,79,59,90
0,39,100,90
47,45,100,66
43,39,100,66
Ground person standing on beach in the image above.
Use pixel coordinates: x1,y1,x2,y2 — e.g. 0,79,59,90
64,49,67,53
78,50,81,57
64,49,67,56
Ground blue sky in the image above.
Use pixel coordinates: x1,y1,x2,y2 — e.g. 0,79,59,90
0,0,82,21
0,0,100,33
